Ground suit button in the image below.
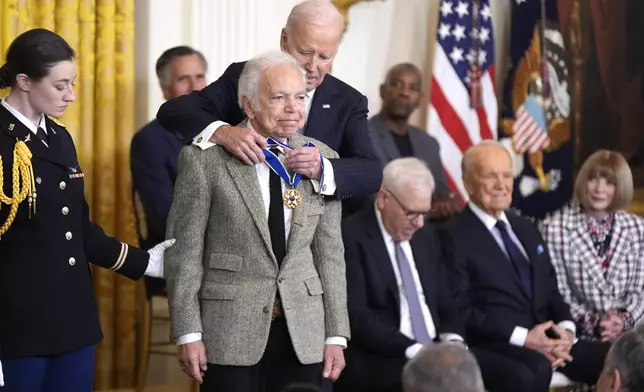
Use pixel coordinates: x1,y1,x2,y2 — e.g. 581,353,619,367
69,257,76,266
59,181,67,190
278,277,284,283
65,231,72,240
62,206,69,215
263,306,271,313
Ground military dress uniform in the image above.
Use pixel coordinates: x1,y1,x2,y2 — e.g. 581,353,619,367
0,101,150,391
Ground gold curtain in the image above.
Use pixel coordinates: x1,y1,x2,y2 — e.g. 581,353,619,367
1,0,138,389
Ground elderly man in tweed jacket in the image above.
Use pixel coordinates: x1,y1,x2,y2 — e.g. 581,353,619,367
164,50,350,392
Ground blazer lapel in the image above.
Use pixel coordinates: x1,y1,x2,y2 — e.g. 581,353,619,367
565,206,611,293
508,215,545,306
363,208,399,301
286,134,323,228
225,155,276,265
605,212,631,286
372,115,401,161
463,208,531,304
305,78,335,139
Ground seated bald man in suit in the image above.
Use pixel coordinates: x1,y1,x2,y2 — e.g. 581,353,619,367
439,141,610,392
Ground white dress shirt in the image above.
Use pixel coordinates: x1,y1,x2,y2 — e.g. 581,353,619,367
467,202,577,346
1,98,48,147
177,141,346,347
374,205,463,359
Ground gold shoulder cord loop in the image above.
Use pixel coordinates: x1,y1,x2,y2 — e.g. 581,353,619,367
0,140,36,237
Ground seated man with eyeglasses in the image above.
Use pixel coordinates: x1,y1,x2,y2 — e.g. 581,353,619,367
335,157,510,392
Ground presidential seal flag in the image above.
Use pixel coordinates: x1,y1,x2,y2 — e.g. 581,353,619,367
499,0,574,220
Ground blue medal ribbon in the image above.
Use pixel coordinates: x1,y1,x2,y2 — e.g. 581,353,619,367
262,137,325,200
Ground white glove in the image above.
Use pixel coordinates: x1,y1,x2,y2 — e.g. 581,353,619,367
145,239,176,278
0,359,4,387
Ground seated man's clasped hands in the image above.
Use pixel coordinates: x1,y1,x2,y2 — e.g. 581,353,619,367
164,51,349,392
524,321,573,368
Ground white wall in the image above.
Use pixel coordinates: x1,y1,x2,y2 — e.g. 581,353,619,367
134,0,511,131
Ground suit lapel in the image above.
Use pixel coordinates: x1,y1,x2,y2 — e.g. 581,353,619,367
463,208,531,304
363,208,399,301
566,206,611,293
372,115,401,161
0,108,71,168
605,212,631,286
225,155,275,264
305,78,335,139
507,215,544,306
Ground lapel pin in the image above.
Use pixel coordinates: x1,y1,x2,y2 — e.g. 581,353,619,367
536,244,544,255
322,104,330,108
50,127,57,135
8,123,15,131
24,134,31,142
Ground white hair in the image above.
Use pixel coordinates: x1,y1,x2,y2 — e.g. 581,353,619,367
238,51,305,110
382,158,435,196
285,0,344,35
461,139,512,177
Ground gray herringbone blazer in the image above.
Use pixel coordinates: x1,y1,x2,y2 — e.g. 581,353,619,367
164,133,350,366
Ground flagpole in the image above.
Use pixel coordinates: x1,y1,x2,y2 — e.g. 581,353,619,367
540,0,550,100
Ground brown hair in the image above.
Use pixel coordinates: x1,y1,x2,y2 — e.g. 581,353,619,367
574,150,633,211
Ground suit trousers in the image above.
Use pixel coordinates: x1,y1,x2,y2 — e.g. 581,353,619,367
0,345,95,392
201,316,324,392
477,339,609,392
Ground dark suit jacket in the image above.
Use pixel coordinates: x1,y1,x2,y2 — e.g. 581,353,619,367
156,61,381,203
368,114,450,197
439,206,573,345
130,119,183,250
340,205,464,388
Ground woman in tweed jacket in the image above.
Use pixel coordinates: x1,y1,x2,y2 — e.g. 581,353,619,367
539,150,644,342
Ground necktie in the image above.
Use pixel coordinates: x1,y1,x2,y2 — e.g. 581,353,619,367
36,127,49,145
495,221,532,297
268,148,286,267
394,243,433,345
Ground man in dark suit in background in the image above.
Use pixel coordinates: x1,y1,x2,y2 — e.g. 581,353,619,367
439,140,610,392
368,63,461,220
337,157,517,392
130,46,207,297
155,0,381,216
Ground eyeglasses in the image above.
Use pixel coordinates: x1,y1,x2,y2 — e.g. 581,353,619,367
385,189,430,220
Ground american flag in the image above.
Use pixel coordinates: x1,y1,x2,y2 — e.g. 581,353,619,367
426,0,497,202
513,95,549,153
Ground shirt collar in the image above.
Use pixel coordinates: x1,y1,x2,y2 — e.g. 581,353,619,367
306,88,316,99
1,98,47,135
468,201,510,231
374,201,400,245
